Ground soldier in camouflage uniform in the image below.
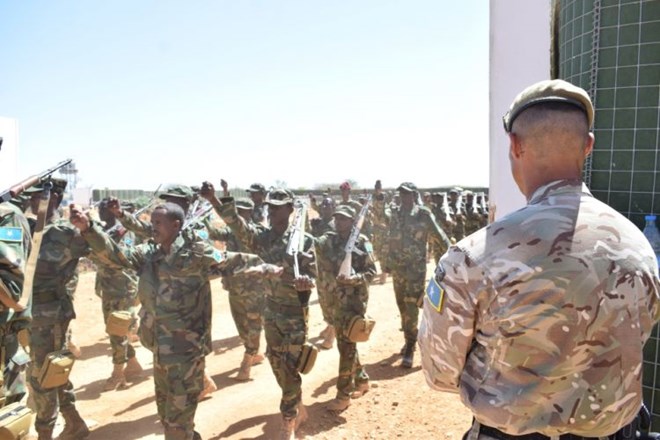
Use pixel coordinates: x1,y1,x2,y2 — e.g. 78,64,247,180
0,193,32,407
309,196,337,349
205,197,267,381
201,183,316,440
246,183,268,226
93,199,143,391
419,80,660,440
71,202,279,440
26,179,90,440
447,188,466,242
373,181,450,369
314,205,376,412
462,191,483,236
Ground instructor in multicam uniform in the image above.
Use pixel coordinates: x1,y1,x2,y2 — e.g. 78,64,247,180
419,79,660,439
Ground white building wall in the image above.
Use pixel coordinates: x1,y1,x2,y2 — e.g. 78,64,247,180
0,117,19,190
489,0,553,220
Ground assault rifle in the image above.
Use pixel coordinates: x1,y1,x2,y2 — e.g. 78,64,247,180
286,199,308,278
338,195,371,278
0,159,72,203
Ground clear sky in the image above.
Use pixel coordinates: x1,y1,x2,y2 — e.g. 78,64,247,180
1,1,489,191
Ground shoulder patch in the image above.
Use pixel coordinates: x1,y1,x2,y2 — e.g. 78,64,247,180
364,242,373,254
212,249,225,263
196,230,210,240
0,227,23,243
425,277,445,313
123,237,133,246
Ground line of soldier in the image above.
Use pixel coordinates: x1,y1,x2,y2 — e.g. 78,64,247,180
0,175,487,440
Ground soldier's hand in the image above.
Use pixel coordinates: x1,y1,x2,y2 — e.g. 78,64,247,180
69,204,90,232
337,274,362,286
200,182,216,201
293,275,315,291
244,263,283,279
220,179,228,190
107,197,123,218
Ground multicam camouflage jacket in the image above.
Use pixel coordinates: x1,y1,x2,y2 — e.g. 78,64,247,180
419,179,660,437
81,223,267,362
91,224,138,299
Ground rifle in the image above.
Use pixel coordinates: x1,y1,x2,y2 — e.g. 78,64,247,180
286,199,308,278
182,202,214,231
338,195,371,278
0,159,72,203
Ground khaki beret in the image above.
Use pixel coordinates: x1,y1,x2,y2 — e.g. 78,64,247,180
503,79,594,132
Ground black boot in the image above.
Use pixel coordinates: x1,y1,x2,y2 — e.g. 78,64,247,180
401,341,415,368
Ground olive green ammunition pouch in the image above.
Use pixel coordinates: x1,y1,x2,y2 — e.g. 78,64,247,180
0,402,33,440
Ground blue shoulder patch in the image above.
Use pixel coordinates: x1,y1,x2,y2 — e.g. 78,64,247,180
364,242,373,254
0,227,23,243
196,230,209,240
212,249,224,263
123,238,133,246
426,276,445,312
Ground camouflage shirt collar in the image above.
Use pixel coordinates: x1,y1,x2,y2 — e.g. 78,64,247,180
528,179,590,205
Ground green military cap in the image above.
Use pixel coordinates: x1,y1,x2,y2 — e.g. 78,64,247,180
24,177,68,194
159,184,194,202
463,190,473,196
503,79,594,133
235,197,255,211
265,188,294,206
448,186,463,195
333,205,356,219
396,182,417,193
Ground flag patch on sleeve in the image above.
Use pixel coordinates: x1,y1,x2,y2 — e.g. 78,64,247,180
0,227,23,243
212,249,224,263
196,230,209,240
426,277,445,312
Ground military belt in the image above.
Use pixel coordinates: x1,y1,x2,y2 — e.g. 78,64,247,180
478,420,637,440
266,298,306,316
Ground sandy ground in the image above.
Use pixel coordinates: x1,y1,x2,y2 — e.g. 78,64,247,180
43,263,471,439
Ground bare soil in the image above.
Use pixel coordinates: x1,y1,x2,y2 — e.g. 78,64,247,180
50,262,471,439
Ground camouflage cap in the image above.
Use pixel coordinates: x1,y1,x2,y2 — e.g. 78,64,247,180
24,177,68,194
397,182,417,193
246,183,266,193
503,79,594,133
159,184,194,202
235,197,255,210
333,205,356,219
448,186,463,195
265,188,294,206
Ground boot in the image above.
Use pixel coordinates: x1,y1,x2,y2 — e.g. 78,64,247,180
251,352,265,365
278,417,295,440
163,426,187,440
198,371,217,400
351,381,370,399
235,354,253,381
326,397,351,412
295,401,308,431
103,363,127,391
58,406,90,440
36,427,54,440
320,325,335,350
124,356,144,380
401,341,415,369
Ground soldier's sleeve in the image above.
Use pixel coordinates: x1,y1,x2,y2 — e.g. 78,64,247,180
205,223,232,242
422,208,451,258
0,204,31,302
117,212,153,240
201,240,265,278
81,222,146,271
355,235,377,284
215,197,259,251
418,246,487,393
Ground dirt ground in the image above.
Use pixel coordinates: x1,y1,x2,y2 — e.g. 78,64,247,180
43,262,472,439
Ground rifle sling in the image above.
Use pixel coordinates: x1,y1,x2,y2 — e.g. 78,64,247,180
19,189,51,309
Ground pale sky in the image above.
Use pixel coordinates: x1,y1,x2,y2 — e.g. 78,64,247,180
1,1,489,191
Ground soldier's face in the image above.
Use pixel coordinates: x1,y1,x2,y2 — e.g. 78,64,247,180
268,203,293,228
399,191,414,209
237,208,252,222
151,209,180,245
334,215,353,234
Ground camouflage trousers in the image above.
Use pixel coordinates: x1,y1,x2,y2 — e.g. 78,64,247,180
154,354,205,440
0,327,29,405
264,301,308,419
102,295,138,364
392,270,426,344
228,288,264,356
335,333,368,400
316,284,336,326
28,320,76,431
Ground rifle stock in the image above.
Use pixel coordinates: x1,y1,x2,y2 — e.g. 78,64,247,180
286,199,308,278
338,196,371,278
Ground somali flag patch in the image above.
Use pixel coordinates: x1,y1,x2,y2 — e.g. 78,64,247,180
0,227,23,243
196,230,209,240
212,249,224,263
426,276,445,313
